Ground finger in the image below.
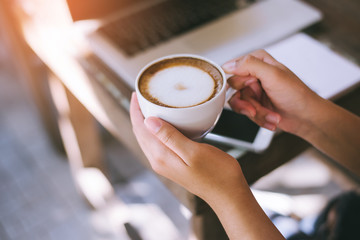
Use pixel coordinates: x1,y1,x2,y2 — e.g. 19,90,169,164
229,91,256,118
241,89,281,131
223,54,278,82
144,117,197,164
130,92,149,139
249,103,280,131
247,81,263,101
231,97,279,131
130,93,187,172
248,49,282,67
130,92,144,131
227,75,258,90
130,92,160,156
222,49,280,73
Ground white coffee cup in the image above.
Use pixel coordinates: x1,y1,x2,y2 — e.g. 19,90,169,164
135,54,227,140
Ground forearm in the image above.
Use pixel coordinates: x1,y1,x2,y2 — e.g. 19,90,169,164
207,187,285,240
295,97,360,174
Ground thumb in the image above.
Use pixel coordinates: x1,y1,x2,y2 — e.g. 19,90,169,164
144,117,193,159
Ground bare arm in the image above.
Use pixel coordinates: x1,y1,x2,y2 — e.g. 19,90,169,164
208,186,284,240
297,96,360,172
130,93,284,240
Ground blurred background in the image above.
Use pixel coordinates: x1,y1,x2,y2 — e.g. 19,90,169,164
1,34,359,239
1,0,360,239
0,43,188,239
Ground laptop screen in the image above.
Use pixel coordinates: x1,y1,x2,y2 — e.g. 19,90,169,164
66,0,146,21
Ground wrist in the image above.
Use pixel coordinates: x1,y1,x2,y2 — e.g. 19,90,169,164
288,93,328,138
291,96,333,141
205,184,252,210
206,186,285,240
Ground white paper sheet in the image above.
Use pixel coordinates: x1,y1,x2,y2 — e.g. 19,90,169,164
266,33,360,100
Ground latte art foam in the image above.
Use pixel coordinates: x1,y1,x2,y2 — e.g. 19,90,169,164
148,66,215,108
139,57,223,108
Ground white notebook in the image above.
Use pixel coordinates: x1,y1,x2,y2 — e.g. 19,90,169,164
265,33,360,100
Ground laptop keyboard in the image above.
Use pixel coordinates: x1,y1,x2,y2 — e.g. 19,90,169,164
98,0,254,56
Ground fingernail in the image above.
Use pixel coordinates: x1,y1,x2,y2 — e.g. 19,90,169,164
144,117,162,134
264,123,276,131
241,109,256,118
244,79,257,86
222,61,236,72
240,110,253,118
265,113,280,124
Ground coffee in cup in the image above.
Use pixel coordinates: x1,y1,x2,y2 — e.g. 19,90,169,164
138,57,223,108
135,54,227,139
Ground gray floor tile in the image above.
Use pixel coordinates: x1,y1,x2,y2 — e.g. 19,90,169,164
0,181,27,218
48,216,92,240
0,211,27,239
0,221,10,240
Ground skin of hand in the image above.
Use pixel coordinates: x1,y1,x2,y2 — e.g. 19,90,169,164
222,49,322,134
130,93,247,203
130,93,285,239
222,49,360,167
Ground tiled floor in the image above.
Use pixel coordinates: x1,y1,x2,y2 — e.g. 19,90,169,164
0,48,358,240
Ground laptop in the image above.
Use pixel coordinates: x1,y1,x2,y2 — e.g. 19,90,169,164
66,0,322,89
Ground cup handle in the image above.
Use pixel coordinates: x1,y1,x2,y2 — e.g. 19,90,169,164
225,87,237,102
